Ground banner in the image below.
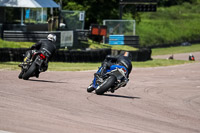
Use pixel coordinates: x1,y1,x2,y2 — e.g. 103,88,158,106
25,9,30,19
60,31,74,47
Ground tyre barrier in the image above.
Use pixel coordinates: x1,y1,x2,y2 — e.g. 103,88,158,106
111,48,152,61
51,48,111,62
0,48,151,62
0,48,27,62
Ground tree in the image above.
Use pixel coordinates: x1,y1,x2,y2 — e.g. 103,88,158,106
54,0,197,29
158,0,197,7
55,0,119,28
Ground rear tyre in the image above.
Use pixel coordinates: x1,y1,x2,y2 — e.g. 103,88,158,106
22,62,37,80
95,75,117,95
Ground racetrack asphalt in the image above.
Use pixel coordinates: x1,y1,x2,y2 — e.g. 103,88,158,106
152,51,200,61
0,62,200,133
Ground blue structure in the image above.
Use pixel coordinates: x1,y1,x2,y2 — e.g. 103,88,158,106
109,35,124,45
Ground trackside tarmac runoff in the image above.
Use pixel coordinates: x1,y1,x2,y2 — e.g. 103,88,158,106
0,63,200,133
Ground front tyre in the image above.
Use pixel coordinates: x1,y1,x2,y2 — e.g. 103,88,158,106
95,75,117,95
22,62,37,80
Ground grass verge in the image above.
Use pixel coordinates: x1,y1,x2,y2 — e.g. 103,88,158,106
137,2,200,47
0,39,34,48
0,60,196,71
132,59,195,68
0,39,138,51
152,44,200,56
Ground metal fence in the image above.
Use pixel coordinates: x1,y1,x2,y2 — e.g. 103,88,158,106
60,10,85,30
103,20,138,46
103,20,136,37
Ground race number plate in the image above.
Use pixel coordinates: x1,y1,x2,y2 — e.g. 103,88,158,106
35,56,43,66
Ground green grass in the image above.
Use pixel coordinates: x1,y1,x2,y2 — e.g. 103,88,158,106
76,40,138,51
136,2,200,47
0,39,138,51
0,62,101,71
0,43,199,71
0,62,102,71
48,62,101,71
0,60,196,71
0,62,97,71
132,59,194,68
0,39,34,48
0,62,20,70
152,44,200,56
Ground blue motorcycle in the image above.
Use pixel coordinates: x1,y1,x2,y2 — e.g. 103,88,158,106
87,64,129,95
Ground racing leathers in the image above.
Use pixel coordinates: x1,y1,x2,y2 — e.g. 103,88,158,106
21,39,56,77
101,54,132,79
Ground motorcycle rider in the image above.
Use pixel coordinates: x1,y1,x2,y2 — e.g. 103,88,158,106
18,34,57,79
100,51,132,78
87,51,132,93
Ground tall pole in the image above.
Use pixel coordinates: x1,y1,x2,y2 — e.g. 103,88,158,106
41,8,44,23
21,8,24,25
60,0,62,10
119,4,126,19
119,4,123,19
58,0,62,30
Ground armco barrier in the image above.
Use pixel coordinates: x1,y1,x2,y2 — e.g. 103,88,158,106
0,48,151,62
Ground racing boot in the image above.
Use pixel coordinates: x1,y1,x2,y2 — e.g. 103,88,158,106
18,63,23,67
121,78,129,87
110,89,115,93
87,84,95,93
34,71,40,78
18,70,24,79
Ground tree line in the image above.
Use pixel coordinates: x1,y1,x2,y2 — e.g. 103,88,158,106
54,0,197,28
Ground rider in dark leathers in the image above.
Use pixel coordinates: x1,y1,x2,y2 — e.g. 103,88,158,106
100,52,132,79
18,34,57,78
25,34,56,61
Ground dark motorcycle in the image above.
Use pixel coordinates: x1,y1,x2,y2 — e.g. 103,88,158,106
87,65,129,95
18,50,49,80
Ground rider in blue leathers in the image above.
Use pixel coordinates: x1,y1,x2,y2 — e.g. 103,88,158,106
100,52,132,79
87,52,132,93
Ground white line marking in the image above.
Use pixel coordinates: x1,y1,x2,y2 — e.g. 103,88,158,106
0,130,15,133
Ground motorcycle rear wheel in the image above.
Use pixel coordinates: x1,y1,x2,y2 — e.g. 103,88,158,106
22,62,37,80
95,75,117,95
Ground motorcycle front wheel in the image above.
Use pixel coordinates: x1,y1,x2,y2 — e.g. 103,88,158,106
22,62,37,80
95,75,117,95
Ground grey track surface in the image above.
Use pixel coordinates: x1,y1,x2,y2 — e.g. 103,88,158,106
0,63,200,133
152,52,200,61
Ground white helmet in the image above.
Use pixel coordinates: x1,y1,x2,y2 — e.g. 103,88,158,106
47,34,56,42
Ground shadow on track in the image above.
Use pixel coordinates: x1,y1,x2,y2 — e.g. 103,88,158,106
28,79,67,83
102,94,140,99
